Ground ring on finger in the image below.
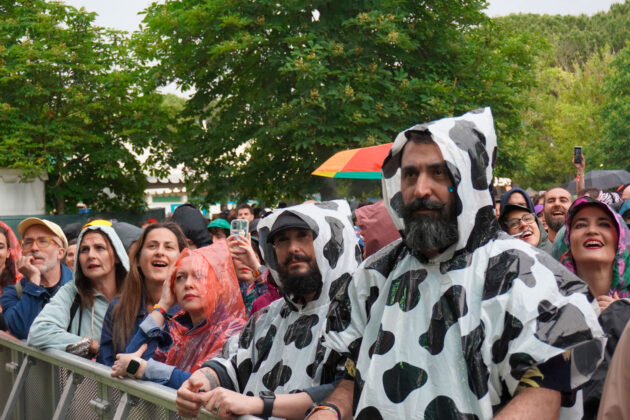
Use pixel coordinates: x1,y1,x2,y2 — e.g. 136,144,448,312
212,406,219,412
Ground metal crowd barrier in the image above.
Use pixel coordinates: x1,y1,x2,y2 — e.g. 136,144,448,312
0,333,259,420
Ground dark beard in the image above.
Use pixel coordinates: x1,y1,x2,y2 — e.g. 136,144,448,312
401,197,458,255
277,253,323,301
545,214,564,233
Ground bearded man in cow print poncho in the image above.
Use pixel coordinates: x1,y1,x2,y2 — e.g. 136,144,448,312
319,108,606,420
175,200,360,419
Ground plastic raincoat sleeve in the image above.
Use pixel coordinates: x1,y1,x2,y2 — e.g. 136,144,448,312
27,281,84,350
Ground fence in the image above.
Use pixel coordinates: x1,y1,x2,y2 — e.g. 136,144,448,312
0,209,166,235
0,333,258,420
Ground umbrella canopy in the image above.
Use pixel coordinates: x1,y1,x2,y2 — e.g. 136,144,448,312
312,143,393,179
564,169,630,194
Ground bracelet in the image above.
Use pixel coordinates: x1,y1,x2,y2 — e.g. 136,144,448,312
305,403,341,420
153,304,170,319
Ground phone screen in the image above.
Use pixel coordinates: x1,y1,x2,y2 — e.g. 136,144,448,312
574,146,582,164
230,219,249,237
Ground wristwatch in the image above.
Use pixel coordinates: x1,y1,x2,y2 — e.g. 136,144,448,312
126,358,141,377
259,390,275,419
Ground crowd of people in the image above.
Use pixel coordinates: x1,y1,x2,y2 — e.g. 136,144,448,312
1,107,630,419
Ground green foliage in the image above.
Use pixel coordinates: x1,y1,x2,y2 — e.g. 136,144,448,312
513,51,612,189
497,1,630,189
135,0,538,202
497,1,630,69
600,44,630,169
0,0,182,213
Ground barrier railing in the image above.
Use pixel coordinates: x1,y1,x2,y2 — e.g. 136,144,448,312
0,333,259,420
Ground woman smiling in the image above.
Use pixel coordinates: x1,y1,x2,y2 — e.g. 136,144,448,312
98,222,188,366
559,196,630,418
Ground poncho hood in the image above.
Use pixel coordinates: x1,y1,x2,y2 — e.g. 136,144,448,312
381,107,499,263
161,241,246,372
257,200,361,311
208,200,360,397
499,187,535,215
560,196,630,298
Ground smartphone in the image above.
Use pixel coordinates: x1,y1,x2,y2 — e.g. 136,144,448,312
574,146,583,164
230,219,249,237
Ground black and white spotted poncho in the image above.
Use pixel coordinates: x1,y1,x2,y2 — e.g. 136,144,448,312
323,108,606,419
209,200,361,399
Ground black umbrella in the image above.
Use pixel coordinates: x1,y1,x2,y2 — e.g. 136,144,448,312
564,169,630,194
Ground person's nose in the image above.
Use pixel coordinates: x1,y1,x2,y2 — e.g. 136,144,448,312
287,237,303,254
413,173,433,199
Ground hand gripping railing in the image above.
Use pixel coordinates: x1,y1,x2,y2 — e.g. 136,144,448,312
0,333,260,420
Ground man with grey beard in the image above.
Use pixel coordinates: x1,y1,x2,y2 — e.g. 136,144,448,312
0,218,71,339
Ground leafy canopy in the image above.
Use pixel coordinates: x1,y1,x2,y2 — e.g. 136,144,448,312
135,0,538,203
0,0,181,212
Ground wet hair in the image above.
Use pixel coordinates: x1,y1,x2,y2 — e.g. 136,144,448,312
0,226,17,290
111,222,187,353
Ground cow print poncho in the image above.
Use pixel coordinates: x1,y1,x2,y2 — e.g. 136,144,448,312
323,108,606,419
209,200,360,400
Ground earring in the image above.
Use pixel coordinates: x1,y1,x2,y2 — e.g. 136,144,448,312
448,187,454,193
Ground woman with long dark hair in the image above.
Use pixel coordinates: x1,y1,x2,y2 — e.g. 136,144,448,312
98,222,187,365
28,221,129,358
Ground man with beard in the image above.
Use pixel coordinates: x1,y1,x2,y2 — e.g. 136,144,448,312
316,109,605,420
1,218,71,339
543,187,572,243
175,200,360,419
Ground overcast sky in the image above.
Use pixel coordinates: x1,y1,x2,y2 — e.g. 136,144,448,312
63,0,625,33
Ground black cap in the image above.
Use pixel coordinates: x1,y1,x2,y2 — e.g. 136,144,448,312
267,212,316,243
499,203,533,227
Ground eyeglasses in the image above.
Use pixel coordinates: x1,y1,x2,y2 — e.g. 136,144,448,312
22,236,61,251
505,213,536,230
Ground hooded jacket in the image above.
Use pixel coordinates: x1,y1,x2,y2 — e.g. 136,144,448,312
499,187,535,215
28,225,129,351
171,204,212,248
324,108,605,419
205,200,360,399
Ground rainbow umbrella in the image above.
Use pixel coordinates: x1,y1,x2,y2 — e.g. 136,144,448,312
312,143,393,179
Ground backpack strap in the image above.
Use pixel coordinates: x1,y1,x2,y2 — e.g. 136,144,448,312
67,292,82,334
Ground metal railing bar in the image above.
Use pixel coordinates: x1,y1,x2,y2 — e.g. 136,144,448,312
0,355,31,420
112,392,132,420
0,335,260,420
51,371,79,420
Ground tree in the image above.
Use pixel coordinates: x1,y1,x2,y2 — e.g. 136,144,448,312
135,0,538,203
600,44,630,170
0,0,181,213
512,50,613,189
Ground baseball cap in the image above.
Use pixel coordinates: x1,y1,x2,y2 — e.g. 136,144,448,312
17,218,68,249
